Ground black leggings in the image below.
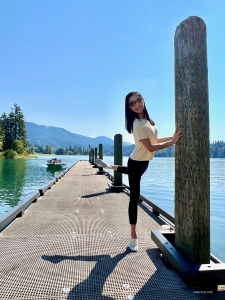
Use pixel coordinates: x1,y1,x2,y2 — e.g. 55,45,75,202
117,157,149,225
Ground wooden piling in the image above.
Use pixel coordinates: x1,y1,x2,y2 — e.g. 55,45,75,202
174,16,210,264
94,148,97,167
99,144,103,160
91,149,94,165
114,134,122,186
97,144,104,174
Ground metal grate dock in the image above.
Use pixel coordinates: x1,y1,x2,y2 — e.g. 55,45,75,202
0,161,224,299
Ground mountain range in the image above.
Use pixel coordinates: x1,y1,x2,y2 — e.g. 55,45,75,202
26,122,132,149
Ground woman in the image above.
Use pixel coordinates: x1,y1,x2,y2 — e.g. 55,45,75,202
96,91,182,252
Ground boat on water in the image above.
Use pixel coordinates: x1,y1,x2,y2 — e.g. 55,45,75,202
47,158,67,168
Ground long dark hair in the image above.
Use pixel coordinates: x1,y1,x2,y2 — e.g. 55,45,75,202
125,91,155,133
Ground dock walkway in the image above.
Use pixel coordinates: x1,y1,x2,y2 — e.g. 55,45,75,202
0,161,225,299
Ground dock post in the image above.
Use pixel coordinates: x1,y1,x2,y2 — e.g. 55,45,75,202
93,148,98,167
99,143,103,160
97,143,105,174
174,17,210,265
108,134,124,192
114,134,122,186
89,151,91,163
91,149,94,165
151,16,224,292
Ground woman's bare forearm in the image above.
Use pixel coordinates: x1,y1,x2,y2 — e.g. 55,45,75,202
149,140,174,152
157,136,173,143
140,128,182,153
140,138,174,152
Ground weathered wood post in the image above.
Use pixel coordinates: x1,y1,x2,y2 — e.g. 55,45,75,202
107,134,124,191
97,144,104,174
114,134,122,186
99,144,103,159
94,148,97,167
91,149,94,165
99,144,103,172
89,151,91,163
174,16,210,264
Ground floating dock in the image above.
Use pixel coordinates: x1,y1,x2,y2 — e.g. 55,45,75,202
0,161,225,299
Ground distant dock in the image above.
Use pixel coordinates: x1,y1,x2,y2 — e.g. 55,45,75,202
0,161,224,299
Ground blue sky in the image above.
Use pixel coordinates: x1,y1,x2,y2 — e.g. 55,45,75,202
0,0,224,144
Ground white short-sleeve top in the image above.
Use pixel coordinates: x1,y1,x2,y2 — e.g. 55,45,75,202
130,118,158,161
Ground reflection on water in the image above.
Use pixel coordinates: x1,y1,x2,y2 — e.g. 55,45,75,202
46,166,64,175
0,158,26,212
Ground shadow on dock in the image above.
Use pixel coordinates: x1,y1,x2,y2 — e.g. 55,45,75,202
42,248,198,299
42,248,131,299
82,191,110,198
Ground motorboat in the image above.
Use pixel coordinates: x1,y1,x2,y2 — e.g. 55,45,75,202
47,158,66,168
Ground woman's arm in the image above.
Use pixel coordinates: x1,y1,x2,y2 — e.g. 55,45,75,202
140,138,174,152
140,128,182,152
157,137,173,143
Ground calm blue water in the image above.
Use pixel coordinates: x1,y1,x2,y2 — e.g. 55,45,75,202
0,155,224,262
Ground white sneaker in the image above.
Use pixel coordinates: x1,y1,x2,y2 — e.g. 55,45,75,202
129,238,138,252
95,158,111,169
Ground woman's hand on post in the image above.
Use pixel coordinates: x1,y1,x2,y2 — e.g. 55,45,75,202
172,127,182,144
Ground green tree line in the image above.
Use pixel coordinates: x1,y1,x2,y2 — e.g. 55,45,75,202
27,140,225,158
120,141,225,157
210,141,225,158
28,144,90,155
0,104,28,158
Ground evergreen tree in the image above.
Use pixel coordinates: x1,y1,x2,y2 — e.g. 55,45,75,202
1,104,28,154
55,148,65,155
13,104,27,153
218,146,225,158
45,145,54,154
0,115,5,151
2,111,14,151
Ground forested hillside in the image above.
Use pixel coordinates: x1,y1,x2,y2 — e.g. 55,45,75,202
26,122,116,149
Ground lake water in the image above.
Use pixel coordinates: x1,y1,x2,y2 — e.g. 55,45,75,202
0,155,224,262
